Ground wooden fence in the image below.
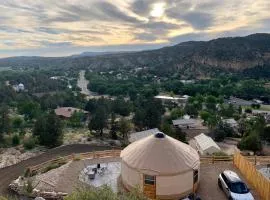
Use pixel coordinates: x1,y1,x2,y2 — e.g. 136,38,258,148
234,153,270,200
200,155,233,164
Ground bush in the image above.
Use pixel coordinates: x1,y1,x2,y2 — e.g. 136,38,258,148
213,122,235,142
23,179,33,194
23,137,36,150
238,134,262,153
12,134,20,146
245,108,252,113
42,159,67,173
64,186,147,200
212,151,228,156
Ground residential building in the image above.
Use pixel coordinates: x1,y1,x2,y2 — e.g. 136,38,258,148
54,107,89,119
128,128,160,143
222,118,238,129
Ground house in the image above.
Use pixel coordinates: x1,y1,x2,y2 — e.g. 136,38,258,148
173,118,203,129
191,133,221,155
13,83,25,92
172,118,209,139
226,96,253,107
54,107,89,119
121,132,200,200
222,118,238,129
128,128,160,143
154,94,189,106
252,110,270,123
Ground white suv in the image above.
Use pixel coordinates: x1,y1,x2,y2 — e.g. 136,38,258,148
218,170,254,200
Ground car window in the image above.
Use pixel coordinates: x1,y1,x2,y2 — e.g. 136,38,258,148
230,182,249,194
221,173,229,186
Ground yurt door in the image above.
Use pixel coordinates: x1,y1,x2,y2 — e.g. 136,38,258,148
143,175,156,199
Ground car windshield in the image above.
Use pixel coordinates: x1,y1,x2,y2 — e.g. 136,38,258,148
230,182,249,194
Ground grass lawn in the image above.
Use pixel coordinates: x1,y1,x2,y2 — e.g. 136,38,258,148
243,105,270,111
260,104,270,111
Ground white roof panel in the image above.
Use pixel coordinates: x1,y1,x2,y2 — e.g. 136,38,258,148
194,133,220,152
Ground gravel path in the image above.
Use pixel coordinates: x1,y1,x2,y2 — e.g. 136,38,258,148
0,144,114,195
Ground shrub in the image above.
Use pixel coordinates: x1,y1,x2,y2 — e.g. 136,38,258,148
23,179,33,194
245,108,252,113
42,159,67,173
23,137,36,150
212,151,228,156
12,134,20,146
238,134,262,153
64,186,147,200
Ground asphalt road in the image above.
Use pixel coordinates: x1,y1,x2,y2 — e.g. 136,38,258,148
0,144,114,196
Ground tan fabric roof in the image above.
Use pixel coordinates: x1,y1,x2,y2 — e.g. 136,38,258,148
121,133,200,175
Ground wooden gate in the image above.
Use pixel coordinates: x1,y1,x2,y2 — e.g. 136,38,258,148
143,175,156,199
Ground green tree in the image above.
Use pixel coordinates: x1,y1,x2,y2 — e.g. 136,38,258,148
0,105,11,142
199,110,211,122
69,111,84,127
110,113,118,140
12,116,24,129
119,118,131,143
18,101,40,120
238,134,262,153
170,108,184,120
184,104,198,117
205,95,217,111
207,115,220,129
33,113,63,147
12,134,20,146
88,106,108,137
261,126,270,142
213,122,234,142
112,97,132,116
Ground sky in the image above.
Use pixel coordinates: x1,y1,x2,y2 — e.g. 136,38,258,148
0,0,270,58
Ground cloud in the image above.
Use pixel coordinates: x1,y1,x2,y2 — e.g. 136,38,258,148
135,33,158,41
0,0,269,57
181,12,214,29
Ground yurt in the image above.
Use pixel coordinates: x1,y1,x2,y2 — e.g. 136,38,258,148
120,132,200,199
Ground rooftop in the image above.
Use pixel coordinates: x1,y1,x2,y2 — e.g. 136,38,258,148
128,128,160,143
194,133,221,152
54,107,88,118
172,118,199,126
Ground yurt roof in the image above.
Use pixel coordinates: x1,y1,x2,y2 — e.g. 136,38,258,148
121,133,200,175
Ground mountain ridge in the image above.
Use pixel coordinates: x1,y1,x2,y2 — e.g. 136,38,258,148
1,33,270,76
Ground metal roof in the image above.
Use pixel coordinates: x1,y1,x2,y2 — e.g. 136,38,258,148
128,128,160,143
172,118,198,126
194,133,221,152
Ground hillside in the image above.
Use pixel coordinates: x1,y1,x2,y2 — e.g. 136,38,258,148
1,33,270,77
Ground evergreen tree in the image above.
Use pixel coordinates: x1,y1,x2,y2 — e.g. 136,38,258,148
33,113,63,147
88,106,108,137
0,105,11,143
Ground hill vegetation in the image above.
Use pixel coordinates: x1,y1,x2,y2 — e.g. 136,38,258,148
1,33,270,78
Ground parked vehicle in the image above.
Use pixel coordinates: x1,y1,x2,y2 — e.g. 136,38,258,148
218,170,254,200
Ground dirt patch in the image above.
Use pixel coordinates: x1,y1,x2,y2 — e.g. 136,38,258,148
0,147,43,169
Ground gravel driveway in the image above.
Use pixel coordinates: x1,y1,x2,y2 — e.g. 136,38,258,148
198,163,260,200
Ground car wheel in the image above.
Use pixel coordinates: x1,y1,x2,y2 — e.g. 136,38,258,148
218,178,222,189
